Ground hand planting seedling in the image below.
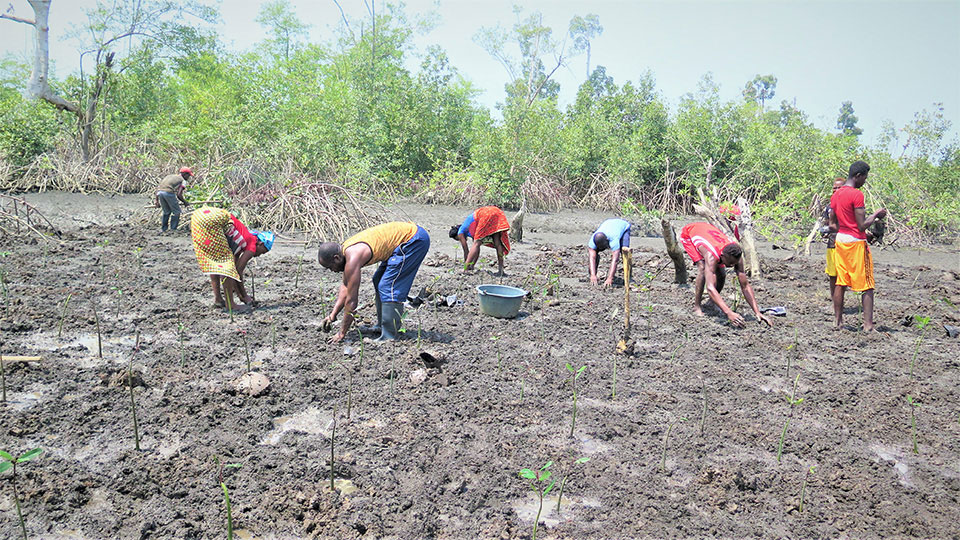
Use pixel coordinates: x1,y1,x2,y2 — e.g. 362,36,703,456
519,461,555,540
0,447,43,540
797,464,816,512
660,417,686,473
214,456,242,540
555,457,590,514
910,315,931,377
565,363,587,437
777,374,805,463
907,395,920,454
58,292,72,338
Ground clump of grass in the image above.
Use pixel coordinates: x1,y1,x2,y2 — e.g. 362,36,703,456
776,374,805,463
555,457,590,514
0,447,43,540
797,464,817,512
910,315,931,377
907,395,921,454
58,293,72,338
565,363,587,438
660,417,687,473
519,461,555,540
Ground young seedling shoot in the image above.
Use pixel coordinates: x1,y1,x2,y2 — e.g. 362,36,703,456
907,395,921,454
215,456,242,540
330,404,338,491
240,330,252,373
132,247,144,267
0,447,43,540
294,247,305,288
270,317,277,350
565,363,587,438
785,327,799,376
777,374,805,463
93,304,103,359
555,457,590,514
177,309,185,366
129,355,140,451
670,331,689,363
910,315,931,377
57,292,72,338
110,286,124,320
1,356,5,403
660,417,687,473
222,277,234,323
519,461,555,540
797,464,817,513
490,335,502,376
700,378,708,436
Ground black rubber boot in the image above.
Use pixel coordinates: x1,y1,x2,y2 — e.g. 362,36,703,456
374,302,404,341
358,296,383,335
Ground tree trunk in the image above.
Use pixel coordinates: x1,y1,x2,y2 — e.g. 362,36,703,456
510,194,526,243
661,219,688,284
80,52,114,162
23,1,80,114
735,197,762,277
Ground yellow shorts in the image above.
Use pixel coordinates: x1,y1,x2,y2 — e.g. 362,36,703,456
825,247,837,277
834,241,874,292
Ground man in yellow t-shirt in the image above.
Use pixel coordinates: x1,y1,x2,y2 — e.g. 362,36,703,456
317,222,431,343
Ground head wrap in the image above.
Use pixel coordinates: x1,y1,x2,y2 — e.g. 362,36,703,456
252,231,275,251
179,166,193,175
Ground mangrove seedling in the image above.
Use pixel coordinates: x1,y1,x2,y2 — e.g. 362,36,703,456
490,335,502,376
215,457,242,540
0,447,43,540
132,247,144,267
565,363,587,437
128,356,140,451
177,309,185,366
670,331,688,363
555,457,590,514
910,315,931,377
907,395,920,454
519,461,555,540
1,356,5,403
797,464,816,512
777,374,805,463
700,378,708,436
270,317,277,350
660,417,687,473
785,327,799,376
110,286,123,320
294,247,305,288
57,292,72,338
330,403,337,491
0,264,9,314
611,354,616,399
240,330,252,373
93,304,103,359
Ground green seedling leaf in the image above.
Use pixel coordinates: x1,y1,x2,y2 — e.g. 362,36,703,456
577,365,587,375
540,470,552,483
541,461,553,470
0,461,10,474
0,450,13,461
543,478,556,496
17,448,42,462
565,363,573,372
519,469,536,479
575,457,590,464
225,463,242,469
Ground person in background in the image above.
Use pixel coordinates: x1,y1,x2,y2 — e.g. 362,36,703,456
820,178,845,300
318,222,430,343
679,221,772,328
829,160,887,332
586,218,631,288
448,206,511,276
154,167,192,233
190,206,274,311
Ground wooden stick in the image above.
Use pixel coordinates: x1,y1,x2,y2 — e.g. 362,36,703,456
0,356,42,362
623,247,632,339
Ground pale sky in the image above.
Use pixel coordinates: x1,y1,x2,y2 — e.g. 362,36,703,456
2,0,958,147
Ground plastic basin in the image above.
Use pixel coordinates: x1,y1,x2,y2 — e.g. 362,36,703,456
476,285,527,319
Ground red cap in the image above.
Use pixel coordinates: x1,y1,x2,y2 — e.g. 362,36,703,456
179,167,193,175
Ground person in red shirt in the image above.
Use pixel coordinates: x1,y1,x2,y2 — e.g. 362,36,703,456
828,160,887,331
679,222,772,328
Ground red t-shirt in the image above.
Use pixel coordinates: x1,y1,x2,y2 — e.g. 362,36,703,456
226,215,258,255
830,186,866,240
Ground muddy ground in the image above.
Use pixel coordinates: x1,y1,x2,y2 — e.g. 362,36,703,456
1,193,959,539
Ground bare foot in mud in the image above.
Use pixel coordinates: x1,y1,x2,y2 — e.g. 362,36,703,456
214,302,225,309
693,307,705,317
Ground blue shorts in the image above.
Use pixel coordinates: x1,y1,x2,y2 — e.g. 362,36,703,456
372,225,430,303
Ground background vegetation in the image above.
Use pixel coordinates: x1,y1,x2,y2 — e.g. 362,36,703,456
1,1,957,243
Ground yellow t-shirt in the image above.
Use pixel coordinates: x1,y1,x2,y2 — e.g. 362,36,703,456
343,222,417,266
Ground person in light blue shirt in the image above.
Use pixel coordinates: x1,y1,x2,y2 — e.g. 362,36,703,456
587,218,631,287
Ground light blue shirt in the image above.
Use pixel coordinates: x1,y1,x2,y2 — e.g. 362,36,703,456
457,214,475,238
588,218,631,251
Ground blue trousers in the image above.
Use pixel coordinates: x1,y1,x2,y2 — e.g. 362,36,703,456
372,226,430,303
